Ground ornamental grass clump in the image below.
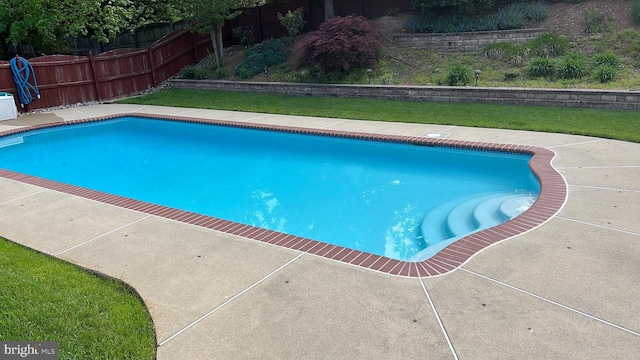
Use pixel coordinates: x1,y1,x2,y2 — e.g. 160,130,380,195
296,15,382,73
445,65,472,86
556,53,589,80
527,57,555,78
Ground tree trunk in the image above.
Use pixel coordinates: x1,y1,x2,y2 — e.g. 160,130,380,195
217,24,224,67
324,0,334,20
209,24,226,69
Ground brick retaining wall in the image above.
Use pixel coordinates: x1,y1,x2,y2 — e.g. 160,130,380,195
392,28,546,52
169,79,640,110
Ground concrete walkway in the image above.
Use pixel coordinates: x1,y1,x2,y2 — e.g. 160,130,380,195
0,104,638,359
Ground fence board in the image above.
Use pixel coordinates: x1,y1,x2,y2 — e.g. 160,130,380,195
0,0,409,112
0,28,212,112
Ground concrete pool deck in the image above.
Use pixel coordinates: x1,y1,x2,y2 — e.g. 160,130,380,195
0,104,638,359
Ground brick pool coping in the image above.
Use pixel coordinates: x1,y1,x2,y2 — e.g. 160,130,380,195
0,113,567,277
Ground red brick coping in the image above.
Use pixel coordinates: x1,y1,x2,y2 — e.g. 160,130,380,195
0,114,567,277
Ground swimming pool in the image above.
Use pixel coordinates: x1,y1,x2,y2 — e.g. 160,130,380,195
0,114,566,276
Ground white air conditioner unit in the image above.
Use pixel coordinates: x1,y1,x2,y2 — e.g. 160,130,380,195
0,92,18,121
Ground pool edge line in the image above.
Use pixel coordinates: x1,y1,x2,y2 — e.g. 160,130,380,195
0,112,568,277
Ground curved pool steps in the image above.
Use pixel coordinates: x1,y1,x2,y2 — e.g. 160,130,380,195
420,192,537,255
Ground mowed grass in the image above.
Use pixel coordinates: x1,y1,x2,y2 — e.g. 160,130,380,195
0,238,156,360
121,89,640,143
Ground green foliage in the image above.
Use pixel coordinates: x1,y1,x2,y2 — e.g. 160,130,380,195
296,15,382,72
445,64,472,86
278,7,306,38
633,0,640,24
174,0,253,67
556,53,589,79
593,65,617,83
232,26,255,47
592,50,620,68
527,57,555,78
411,1,548,33
237,68,255,79
602,29,640,57
503,69,520,80
235,38,287,78
484,42,520,61
215,67,229,79
526,32,568,57
180,66,210,80
585,10,605,34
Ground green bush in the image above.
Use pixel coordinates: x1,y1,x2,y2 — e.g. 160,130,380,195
592,50,620,68
180,66,209,80
445,65,472,86
526,32,568,57
278,7,306,38
237,68,255,79
214,67,229,79
410,1,548,33
556,53,589,79
633,0,640,24
585,10,605,33
235,38,287,78
503,69,520,80
593,65,617,83
527,57,555,78
232,26,255,47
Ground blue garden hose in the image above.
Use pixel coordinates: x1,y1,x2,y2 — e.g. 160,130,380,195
9,56,40,107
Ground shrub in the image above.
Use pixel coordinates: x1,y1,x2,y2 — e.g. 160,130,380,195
445,65,472,86
180,66,209,80
410,1,548,33
592,50,620,68
633,0,640,24
585,10,605,33
232,26,255,47
214,67,229,79
235,38,287,78
526,32,568,57
593,65,617,83
278,7,306,38
503,69,520,80
556,53,589,79
237,68,254,79
527,57,555,78
296,15,382,72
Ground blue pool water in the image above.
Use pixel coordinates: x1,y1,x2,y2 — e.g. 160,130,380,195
0,117,539,261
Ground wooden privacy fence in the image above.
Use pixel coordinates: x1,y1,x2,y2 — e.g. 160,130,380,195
226,0,414,44
0,29,213,112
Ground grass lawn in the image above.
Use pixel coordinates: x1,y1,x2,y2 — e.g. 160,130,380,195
120,89,640,143
0,238,156,359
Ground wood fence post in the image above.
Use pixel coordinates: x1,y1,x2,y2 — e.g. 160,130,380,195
257,7,264,42
88,51,102,101
192,32,199,63
148,48,158,88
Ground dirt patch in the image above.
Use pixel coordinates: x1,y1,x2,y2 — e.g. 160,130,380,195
535,0,640,38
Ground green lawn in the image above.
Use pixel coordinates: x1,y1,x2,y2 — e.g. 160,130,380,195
0,238,156,360
120,89,640,143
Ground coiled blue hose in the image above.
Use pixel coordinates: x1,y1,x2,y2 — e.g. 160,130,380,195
9,56,40,107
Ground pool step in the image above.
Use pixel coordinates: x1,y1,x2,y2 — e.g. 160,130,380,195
421,192,537,246
447,193,536,238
